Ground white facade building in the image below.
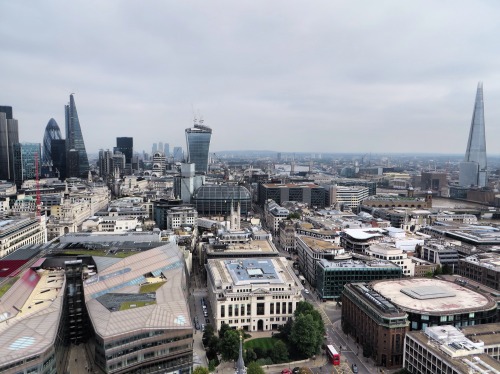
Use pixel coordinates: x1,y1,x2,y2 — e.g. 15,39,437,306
264,200,289,234
206,257,304,332
0,217,47,258
327,185,369,208
365,242,415,276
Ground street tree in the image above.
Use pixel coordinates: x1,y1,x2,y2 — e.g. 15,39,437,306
218,329,240,361
291,313,321,358
193,367,209,374
247,362,265,374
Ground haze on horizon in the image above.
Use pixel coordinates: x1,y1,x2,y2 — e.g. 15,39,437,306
1,1,499,156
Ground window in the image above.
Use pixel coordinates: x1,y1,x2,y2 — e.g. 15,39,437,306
257,303,265,315
270,303,274,314
221,305,225,318
247,304,251,315
229,305,233,317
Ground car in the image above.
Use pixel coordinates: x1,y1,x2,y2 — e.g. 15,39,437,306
195,322,200,330
201,324,205,331
351,364,358,373
292,367,300,374
304,289,310,294
281,370,292,374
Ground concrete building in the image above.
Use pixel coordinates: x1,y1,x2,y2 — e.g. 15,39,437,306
296,235,347,287
418,241,459,268
324,185,369,209
458,253,500,291
420,171,448,193
264,200,289,235
361,193,432,209
340,228,385,253
317,258,402,300
257,182,326,208
365,243,415,276
278,219,297,252
206,257,303,332
0,217,47,258
404,325,500,374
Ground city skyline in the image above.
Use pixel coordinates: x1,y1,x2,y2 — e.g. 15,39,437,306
2,1,500,155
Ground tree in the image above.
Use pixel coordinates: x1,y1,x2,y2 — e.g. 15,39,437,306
287,212,301,219
218,329,240,361
193,367,209,374
247,362,265,374
270,340,289,363
219,322,231,339
275,319,293,340
202,324,216,346
245,347,257,363
291,313,321,358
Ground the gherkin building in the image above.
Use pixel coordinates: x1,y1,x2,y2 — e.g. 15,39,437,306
42,118,62,166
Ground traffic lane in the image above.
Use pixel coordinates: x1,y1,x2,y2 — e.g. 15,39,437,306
326,324,372,374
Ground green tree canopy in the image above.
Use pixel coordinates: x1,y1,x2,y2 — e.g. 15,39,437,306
193,367,209,374
247,362,265,374
219,322,231,339
291,313,322,358
219,329,240,361
270,340,289,363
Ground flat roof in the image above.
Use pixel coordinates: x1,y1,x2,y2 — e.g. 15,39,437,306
298,236,343,252
343,228,385,240
372,278,496,314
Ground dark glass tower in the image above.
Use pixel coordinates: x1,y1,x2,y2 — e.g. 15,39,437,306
115,137,133,164
185,121,212,174
42,118,63,166
65,94,89,177
51,139,67,180
0,106,19,181
459,82,488,187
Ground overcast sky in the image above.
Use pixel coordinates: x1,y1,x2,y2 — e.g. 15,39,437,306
2,1,500,155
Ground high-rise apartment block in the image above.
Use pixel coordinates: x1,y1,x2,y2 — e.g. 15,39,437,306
459,82,488,187
65,94,89,177
185,121,212,174
0,106,19,181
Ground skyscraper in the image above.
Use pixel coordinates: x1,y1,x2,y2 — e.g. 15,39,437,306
115,137,133,164
164,143,170,157
459,82,488,187
13,142,41,187
65,94,89,177
173,146,183,162
42,118,62,166
185,120,212,174
51,139,67,180
0,106,19,181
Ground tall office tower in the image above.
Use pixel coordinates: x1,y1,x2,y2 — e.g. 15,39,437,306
152,143,157,154
13,142,41,187
65,94,89,177
158,142,163,154
67,149,80,178
164,143,170,157
98,149,113,179
173,146,183,162
42,118,62,166
51,139,67,180
459,82,488,187
185,120,212,174
115,137,133,164
0,106,19,181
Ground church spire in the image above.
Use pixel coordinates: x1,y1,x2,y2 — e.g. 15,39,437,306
236,333,246,374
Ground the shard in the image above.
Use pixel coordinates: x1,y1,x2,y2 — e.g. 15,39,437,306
42,118,62,166
65,94,89,177
459,82,487,187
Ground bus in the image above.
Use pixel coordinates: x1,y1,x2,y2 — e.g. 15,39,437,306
326,345,340,365
298,275,306,285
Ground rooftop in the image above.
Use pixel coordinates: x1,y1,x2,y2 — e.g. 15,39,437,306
298,236,343,253
373,278,496,314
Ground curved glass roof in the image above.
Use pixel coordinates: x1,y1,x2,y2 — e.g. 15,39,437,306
192,185,251,200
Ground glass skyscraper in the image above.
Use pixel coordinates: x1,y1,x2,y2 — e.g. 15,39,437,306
65,94,89,177
459,82,488,187
185,121,212,174
13,142,41,187
42,118,62,166
0,106,19,181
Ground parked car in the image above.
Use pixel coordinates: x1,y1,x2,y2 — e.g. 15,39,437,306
351,364,358,373
304,289,310,294
292,367,300,374
281,369,292,374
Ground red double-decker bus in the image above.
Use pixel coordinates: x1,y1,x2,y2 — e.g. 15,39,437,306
326,344,340,365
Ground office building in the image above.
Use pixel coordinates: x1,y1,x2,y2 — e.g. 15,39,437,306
51,139,67,180
342,283,409,368
459,82,488,187
164,143,170,157
115,137,133,172
42,118,63,167
84,244,193,373
458,253,500,291
365,243,415,276
12,142,41,187
206,257,303,332
324,185,369,209
257,183,326,208
185,121,212,174
0,217,47,258
173,147,183,162
404,325,500,373
65,94,89,177
264,200,289,234
317,258,402,300
192,184,252,216
151,151,166,177
0,106,19,181
173,163,204,204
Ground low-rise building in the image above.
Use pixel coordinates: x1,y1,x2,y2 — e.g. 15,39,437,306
296,235,348,287
0,217,47,258
206,257,303,332
458,253,500,291
365,243,415,276
317,258,402,300
404,325,500,374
